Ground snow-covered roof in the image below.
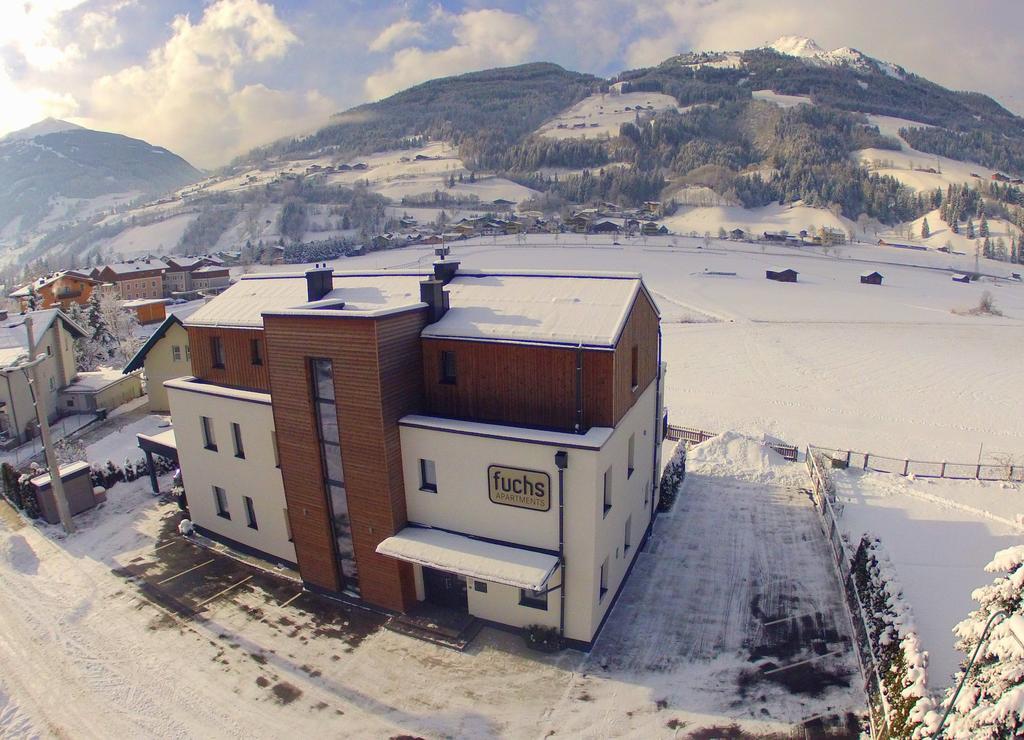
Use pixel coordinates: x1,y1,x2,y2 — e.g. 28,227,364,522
122,298,166,307
99,260,169,275
401,414,613,450
10,270,97,297
192,265,229,274
137,428,177,451
421,271,645,347
0,309,87,357
29,461,91,488
185,272,427,329
376,527,559,591
64,367,135,393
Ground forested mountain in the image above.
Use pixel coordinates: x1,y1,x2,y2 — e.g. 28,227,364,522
11,37,1024,272
0,121,201,237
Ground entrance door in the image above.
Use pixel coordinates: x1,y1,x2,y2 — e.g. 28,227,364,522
422,568,468,611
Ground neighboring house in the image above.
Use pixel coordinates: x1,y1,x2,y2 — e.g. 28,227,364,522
860,271,884,285
9,271,101,311
123,299,167,325
190,266,231,292
166,262,665,648
0,309,86,444
61,368,144,413
766,267,799,283
91,260,168,301
123,314,190,412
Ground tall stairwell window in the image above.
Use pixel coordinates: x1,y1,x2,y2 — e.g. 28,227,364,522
311,358,358,592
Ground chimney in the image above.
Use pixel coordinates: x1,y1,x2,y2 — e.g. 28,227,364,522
305,263,334,302
419,278,446,323
433,258,460,285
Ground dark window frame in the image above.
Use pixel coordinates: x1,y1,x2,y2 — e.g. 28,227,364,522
201,415,217,452
630,344,639,390
244,495,258,530
231,422,245,459
210,336,225,369
419,458,438,493
519,588,548,610
474,581,488,593
250,337,263,366
439,350,457,385
214,485,230,519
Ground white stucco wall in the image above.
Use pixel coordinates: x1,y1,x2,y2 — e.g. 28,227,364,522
167,378,295,565
396,381,660,643
0,322,75,441
144,322,191,412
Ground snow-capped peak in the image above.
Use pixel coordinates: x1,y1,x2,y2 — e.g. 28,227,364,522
769,35,825,58
765,36,905,78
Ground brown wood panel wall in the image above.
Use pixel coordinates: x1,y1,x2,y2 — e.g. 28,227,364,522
263,309,426,612
610,289,660,425
187,326,270,391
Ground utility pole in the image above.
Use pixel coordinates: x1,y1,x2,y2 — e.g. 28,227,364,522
24,316,75,534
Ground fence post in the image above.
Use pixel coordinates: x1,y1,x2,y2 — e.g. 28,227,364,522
940,461,946,478
846,450,851,467
903,459,909,476
863,454,868,471
976,463,981,480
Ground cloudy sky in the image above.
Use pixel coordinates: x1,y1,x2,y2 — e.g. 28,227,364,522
2,0,1022,168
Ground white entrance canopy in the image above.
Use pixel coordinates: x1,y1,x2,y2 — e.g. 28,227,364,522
376,527,558,592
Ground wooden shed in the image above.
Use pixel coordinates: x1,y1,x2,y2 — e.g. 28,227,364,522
766,267,798,283
860,271,884,285
123,298,167,325
951,273,971,284
29,461,105,525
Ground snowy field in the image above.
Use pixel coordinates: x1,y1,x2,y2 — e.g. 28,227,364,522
311,233,1024,461
833,469,1024,689
537,91,682,140
662,201,855,237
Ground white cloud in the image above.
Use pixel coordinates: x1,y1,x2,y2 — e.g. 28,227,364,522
368,19,425,53
364,9,538,101
82,0,335,167
0,66,78,135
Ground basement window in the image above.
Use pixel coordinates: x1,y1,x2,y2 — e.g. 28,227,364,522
599,558,609,601
519,588,548,610
244,496,258,530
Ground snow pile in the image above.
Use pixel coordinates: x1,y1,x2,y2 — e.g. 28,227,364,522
177,518,193,536
685,431,797,485
0,535,39,575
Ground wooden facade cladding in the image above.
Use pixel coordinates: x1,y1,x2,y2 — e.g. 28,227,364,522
421,288,659,432
187,326,270,392
263,308,427,612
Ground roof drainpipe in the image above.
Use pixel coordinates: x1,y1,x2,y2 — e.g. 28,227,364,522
574,344,584,434
554,449,568,641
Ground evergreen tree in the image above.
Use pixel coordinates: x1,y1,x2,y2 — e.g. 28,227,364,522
966,217,975,239
983,236,993,258
979,213,990,238
925,546,1024,738
26,286,39,311
951,217,960,234
921,217,930,239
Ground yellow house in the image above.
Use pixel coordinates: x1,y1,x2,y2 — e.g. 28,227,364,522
122,315,191,412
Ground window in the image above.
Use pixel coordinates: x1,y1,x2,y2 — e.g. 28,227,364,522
231,422,245,459
627,434,635,478
210,336,225,368
201,415,217,451
214,486,230,519
624,516,632,552
439,350,457,384
66,400,74,407
271,430,280,468
244,496,258,529
419,458,437,493
644,479,650,507
185,345,192,361
630,345,639,390
603,467,612,516
172,345,182,362
519,588,548,610
250,338,263,366
599,558,609,600
46,344,51,356
283,508,292,541
474,581,488,593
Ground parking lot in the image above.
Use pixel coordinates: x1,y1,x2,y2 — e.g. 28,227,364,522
112,512,385,645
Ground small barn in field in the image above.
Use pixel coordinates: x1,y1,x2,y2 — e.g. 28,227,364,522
951,273,971,284
766,267,798,283
860,271,884,285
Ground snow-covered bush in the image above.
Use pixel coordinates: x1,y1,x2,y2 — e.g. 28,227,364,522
922,545,1024,738
850,536,934,737
89,455,176,491
657,441,686,512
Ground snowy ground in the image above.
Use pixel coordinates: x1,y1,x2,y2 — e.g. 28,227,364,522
833,469,1024,689
537,91,683,140
309,233,1024,461
0,427,865,738
662,201,855,238
548,435,864,737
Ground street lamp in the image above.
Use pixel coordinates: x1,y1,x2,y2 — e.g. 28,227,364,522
933,610,1024,738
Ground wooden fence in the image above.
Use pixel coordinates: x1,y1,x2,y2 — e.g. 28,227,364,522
809,445,1023,483
665,424,799,462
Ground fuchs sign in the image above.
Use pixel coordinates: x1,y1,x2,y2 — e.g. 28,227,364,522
487,465,551,511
